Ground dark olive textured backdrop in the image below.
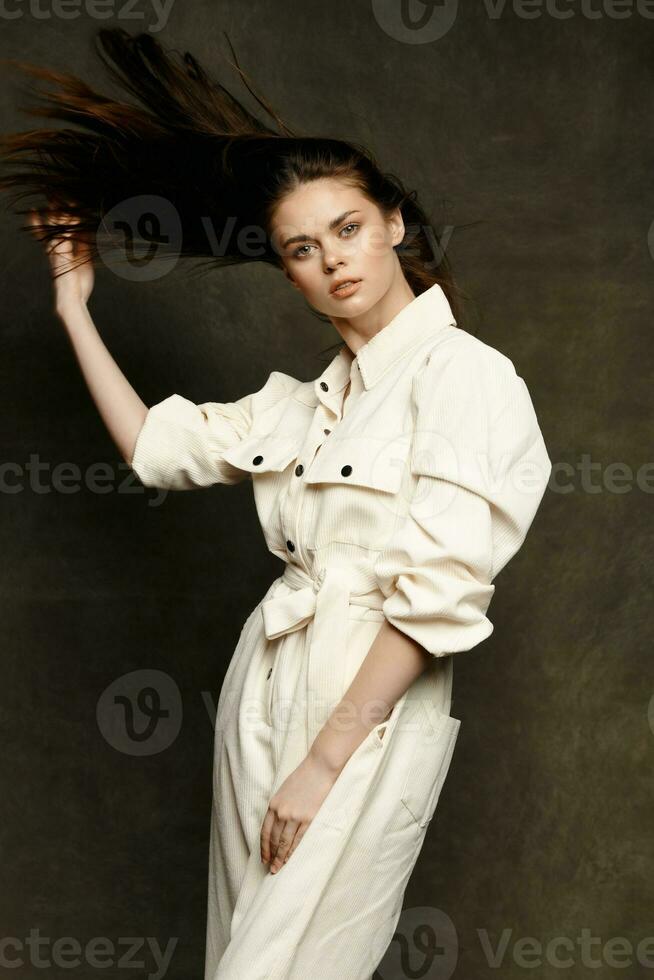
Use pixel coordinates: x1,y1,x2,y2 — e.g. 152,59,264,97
1,3,652,979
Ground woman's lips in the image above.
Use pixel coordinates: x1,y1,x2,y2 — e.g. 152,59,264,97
330,279,362,299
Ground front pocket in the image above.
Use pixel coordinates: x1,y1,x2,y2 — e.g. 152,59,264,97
301,434,412,551
221,432,303,476
400,710,462,830
303,433,411,495
367,692,407,749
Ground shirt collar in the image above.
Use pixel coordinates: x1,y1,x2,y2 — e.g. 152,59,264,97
313,282,456,402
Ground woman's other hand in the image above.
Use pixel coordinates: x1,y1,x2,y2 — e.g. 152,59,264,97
260,753,341,874
28,208,95,315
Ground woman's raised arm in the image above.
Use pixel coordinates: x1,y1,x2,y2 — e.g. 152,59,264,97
30,209,148,467
30,210,301,492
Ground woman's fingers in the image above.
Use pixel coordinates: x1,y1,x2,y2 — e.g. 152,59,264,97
267,813,290,867
283,823,307,864
260,808,276,865
43,211,79,274
260,808,304,873
269,818,300,874
29,209,62,266
27,206,95,308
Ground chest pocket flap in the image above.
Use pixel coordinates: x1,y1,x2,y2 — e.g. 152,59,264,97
221,432,302,474
303,434,410,494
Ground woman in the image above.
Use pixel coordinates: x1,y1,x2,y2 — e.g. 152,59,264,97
0,28,552,980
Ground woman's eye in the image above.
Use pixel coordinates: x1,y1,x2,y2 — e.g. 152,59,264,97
292,224,359,258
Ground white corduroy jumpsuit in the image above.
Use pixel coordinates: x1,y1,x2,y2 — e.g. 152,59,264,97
130,283,552,980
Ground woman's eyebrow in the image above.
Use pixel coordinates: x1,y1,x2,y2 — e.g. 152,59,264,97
282,209,362,249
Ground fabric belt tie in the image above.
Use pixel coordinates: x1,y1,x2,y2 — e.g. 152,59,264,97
261,564,384,748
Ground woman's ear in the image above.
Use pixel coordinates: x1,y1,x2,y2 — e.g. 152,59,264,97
387,206,405,247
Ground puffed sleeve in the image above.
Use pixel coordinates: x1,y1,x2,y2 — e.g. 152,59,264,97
130,370,299,490
373,341,552,657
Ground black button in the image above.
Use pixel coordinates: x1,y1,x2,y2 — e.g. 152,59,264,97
266,667,273,679
323,428,331,435
341,465,352,477
286,539,295,552
295,463,304,476
252,455,263,465
320,381,329,391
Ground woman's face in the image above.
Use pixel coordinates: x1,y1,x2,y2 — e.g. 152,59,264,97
270,177,405,318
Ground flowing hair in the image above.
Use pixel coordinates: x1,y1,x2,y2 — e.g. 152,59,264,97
0,27,469,345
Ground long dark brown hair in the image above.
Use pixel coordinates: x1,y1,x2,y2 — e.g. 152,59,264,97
0,27,468,347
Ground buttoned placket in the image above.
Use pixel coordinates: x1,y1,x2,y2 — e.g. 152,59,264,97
279,356,364,569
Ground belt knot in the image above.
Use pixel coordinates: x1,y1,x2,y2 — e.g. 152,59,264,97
260,563,384,748
260,565,351,746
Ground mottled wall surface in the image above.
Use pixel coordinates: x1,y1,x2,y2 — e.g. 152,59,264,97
0,2,651,978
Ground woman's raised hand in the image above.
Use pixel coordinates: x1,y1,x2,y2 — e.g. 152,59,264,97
28,208,95,315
